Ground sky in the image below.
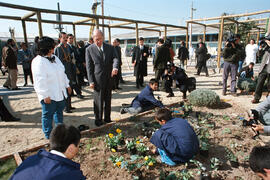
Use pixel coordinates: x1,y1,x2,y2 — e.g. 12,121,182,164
0,0,269,39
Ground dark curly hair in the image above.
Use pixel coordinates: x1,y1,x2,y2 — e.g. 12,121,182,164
38,36,56,56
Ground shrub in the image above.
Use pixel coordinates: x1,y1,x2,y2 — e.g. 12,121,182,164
188,89,220,107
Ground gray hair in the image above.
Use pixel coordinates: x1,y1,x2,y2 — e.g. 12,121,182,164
92,29,104,37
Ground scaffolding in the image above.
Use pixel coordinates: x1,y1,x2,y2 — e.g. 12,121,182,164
186,10,270,68
0,2,187,46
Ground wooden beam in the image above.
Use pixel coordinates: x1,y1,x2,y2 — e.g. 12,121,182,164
164,26,167,40
225,18,238,23
159,31,162,37
235,23,238,34
13,152,22,166
96,18,99,29
135,23,139,46
73,18,92,24
139,25,160,29
257,29,260,44
217,17,224,68
187,9,270,22
203,26,206,42
0,2,186,30
72,24,76,46
21,11,36,20
186,22,189,48
36,11,43,37
189,21,206,27
108,27,111,44
109,22,133,27
21,20,27,44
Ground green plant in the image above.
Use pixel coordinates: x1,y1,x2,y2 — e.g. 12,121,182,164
143,156,156,169
178,169,194,180
222,128,232,134
237,78,256,92
210,157,222,170
126,138,137,153
225,148,238,162
136,142,148,155
189,159,206,175
104,133,120,150
188,89,220,107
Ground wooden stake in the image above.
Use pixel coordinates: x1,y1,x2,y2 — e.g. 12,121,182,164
135,23,139,46
108,26,111,44
36,11,43,37
72,24,76,46
21,20,28,44
217,17,224,68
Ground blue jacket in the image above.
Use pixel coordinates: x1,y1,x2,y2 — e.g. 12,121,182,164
10,149,86,180
131,85,164,109
150,118,199,163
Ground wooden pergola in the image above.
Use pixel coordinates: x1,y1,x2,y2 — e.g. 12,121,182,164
186,10,270,68
0,2,187,46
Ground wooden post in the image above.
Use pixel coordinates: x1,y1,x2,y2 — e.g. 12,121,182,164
246,32,250,44
21,20,28,44
96,18,99,29
108,27,111,44
135,23,139,46
159,31,161,37
203,25,206,43
257,29,260,44
186,22,189,48
235,23,238,34
217,17,224,68
164,25,167,40
36,11,43,37
72,24,76,46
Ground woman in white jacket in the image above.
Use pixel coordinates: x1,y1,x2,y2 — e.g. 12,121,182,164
245,39,258,65
31,37,71,139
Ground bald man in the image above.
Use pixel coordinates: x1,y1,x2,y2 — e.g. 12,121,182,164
85,30,119,126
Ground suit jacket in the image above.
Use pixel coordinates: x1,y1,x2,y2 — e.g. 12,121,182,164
10,149,86,180
132,45,149,76
85,43,119,90
154,45,170,70
2,45,17,69
115,46,122,66
258,51,270,74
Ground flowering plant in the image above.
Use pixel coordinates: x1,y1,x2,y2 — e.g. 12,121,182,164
143,155,156,169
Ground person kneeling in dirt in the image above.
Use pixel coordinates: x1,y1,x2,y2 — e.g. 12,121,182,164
120,78,163,115
150,108,199,166
10,124,86,180
249,145,270,180
161,63,196,99
238,62,255,79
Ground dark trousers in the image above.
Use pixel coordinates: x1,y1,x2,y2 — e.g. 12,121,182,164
94,85,112,122
65,89,71,111
254,66,270,101
71,83,82,96
136,72,144,87
164,79,173,94
23,68,33,85
0,98,14,121
119,66,124,82
223,61,238,93
112,69,121,89
155,69,165,82
197,61,208,75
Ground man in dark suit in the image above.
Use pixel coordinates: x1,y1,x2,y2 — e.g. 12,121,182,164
86,29,119,126
154,38,171,82
132,37,149,89
112,38,122,90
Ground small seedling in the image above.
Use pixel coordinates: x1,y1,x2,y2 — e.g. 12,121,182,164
210,157,222,170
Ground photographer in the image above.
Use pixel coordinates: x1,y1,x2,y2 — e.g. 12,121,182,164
252,36,270,104
222,34,245,96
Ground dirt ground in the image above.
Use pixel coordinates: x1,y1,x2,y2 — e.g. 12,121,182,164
0,57,266,158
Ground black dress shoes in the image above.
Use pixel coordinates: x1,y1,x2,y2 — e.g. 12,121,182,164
95,120,104,127
65,110,72,113
77,95,84,99
104,119,113,123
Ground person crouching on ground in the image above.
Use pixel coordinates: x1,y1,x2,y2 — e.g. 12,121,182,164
32,37,72,139
150,108,199,166
249,146,270,180
10,124,86,180
120,78,163,115
238,62,255,79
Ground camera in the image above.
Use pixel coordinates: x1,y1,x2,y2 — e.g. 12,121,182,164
259,34,270,52
226,34,236,48
242,109,259,127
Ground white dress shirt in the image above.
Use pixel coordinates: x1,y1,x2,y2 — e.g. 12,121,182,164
32,55,70,102
50,150,66,158
245,44,258,64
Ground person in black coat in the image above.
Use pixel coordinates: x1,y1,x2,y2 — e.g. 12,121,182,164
76,40,88,86
195,42,209,76
112,38,122,90
177,41,189,69
132,37,149,89
154,38,171,82
0,97,20,121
